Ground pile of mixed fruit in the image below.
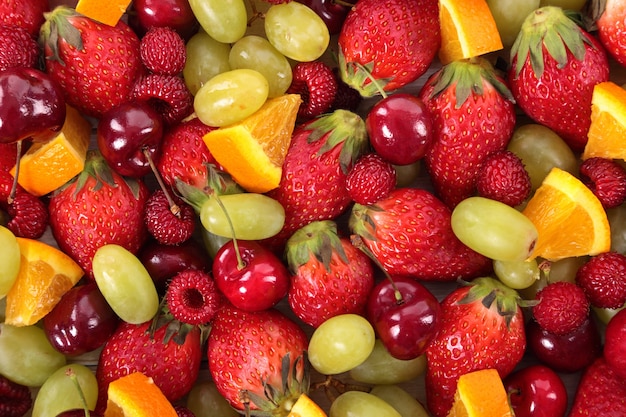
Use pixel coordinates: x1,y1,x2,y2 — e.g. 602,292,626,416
1,0,626,416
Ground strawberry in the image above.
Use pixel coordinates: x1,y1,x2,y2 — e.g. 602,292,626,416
569,356,626,416
596,0,626,68
418,58,516,208
425,277,526,417
48,151,149,279
0,25,39,72
287,61,338,120
338,0,440,96
0,0,48,37
349,187,492,281
207,304,309,414
285,220,374,328
39,6,143,118
508,6,610,152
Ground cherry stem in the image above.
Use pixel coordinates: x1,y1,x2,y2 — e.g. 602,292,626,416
334,0,356,7
246,0,264,27
65,367,91,417
7,140,22,205
143,147,181,217
211,193,245,269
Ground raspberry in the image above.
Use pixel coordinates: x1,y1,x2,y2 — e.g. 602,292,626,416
144,189,196,245
579,157,626,208
346,153,397,205
140,27,187,76
5,192,49,239
330,68,362,112
532,281,589,335
0,25,39,72
166,269,222,325
0,374,32,417
287,61,338,120
576,252,626,309
174,405,196,417
133,74,194,126
476,150,531,207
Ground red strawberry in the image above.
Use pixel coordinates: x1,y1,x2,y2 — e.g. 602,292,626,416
532,281,590,336
285,220,374,328
0,0,48,37
48,151,149,278
287,61,338,120
596,0,626,67
0,169,48,239
475,149,531,207
425,277,526,417
39,6,143,118
569,356,626,416
346,152,396,205
207,304,309,413
349,187,492,281
0,25,39,72
338,0,440,96
140,26,187,76
418,58,516,208
508,6,610,152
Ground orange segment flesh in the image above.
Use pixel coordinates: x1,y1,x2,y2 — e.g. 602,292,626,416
522,167,611,261
104,372,178,417
75,0,132,27
4,238,84,326
583,81,626,161
447,369,512,417
11,104,91,196
288,394,328,417
438,0,503,65
202,94,301,193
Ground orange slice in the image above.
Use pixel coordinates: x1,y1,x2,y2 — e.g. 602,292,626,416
202,94,301,193
75,0,132,27
4,238,84,326
439,0,503,65
582,81,626,161
447,368,512,417
11,104,91,196
522,167,611,261
104,372,178,417
288,394,327,417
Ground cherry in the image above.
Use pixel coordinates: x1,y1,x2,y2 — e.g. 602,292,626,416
365,93,434,166
504,364,568,417
128,0,199,40
212,239,291,312
603,307,626,380
366,275,441,360
296,0,353,35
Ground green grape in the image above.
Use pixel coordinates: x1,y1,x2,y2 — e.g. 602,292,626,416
593,305,625,325
507,124,578,190
200,193,285,240
608,204,626,255
265,2,330,62
349,339,426,385
186,380,239,417
394,162,422,188
493,258,540,289
329,391,402,417
369,385,430,417
92,244,159,324
201,228,232,259
32,364,98,417
188,0,247,44
486,0,540,48
194,68,269,127
0,225,20,299
183,32,232,96
0,323,66,387
539,0,587,10
451,196,539,262
229,35,293,98
519,256,587,299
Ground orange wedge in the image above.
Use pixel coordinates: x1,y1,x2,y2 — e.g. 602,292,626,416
582,81,626,161
104,372,178,417
522,167,611,261
202,94,301,193
447,368,512,417
4,238,84,326
75,0,132,27
288,394,327,417
439,0,503,65
11,105,91,196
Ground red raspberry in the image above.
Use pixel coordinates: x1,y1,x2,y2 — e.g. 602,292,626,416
532,281,590,335
174,405,196,417
0,170,48,239
0,374,32,417
287,61,338,120
476,150,531,207
140,27,187,76
579,157,626,208
576,252,626,309
346,153,397,205
144,189,196,245
0,25,39,72
166,269,222,325
133,74,194,126
330,67,362,112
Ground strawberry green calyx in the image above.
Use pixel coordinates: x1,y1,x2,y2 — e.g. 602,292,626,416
457,277,530,326
285,220,349,274
511,6,594,79
39,6,84,64
338,51,393,97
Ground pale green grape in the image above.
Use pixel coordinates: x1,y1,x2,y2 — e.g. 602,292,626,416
539,0,587,10
200,193,285,240
201,228,232,259
369,385,430,417
183,32,232,96
308,314,375,375
494,258,540,289
92,244,159,324
0,225,20,299
32,364,98,417
186,380,239,417
507,124,578,190
188,0,247,43
451,196,539,262
330,391,402,417
593,305,625,325
519,256,587,299
265,2,330,62
0,323,66,387
608,204,626,255
486,0,540,48
394,162,422,188
194,68,269,127
229,35,293,98
349,339,426,385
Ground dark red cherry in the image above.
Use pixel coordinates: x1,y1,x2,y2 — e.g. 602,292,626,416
296,0,353,34
128,0,199,40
